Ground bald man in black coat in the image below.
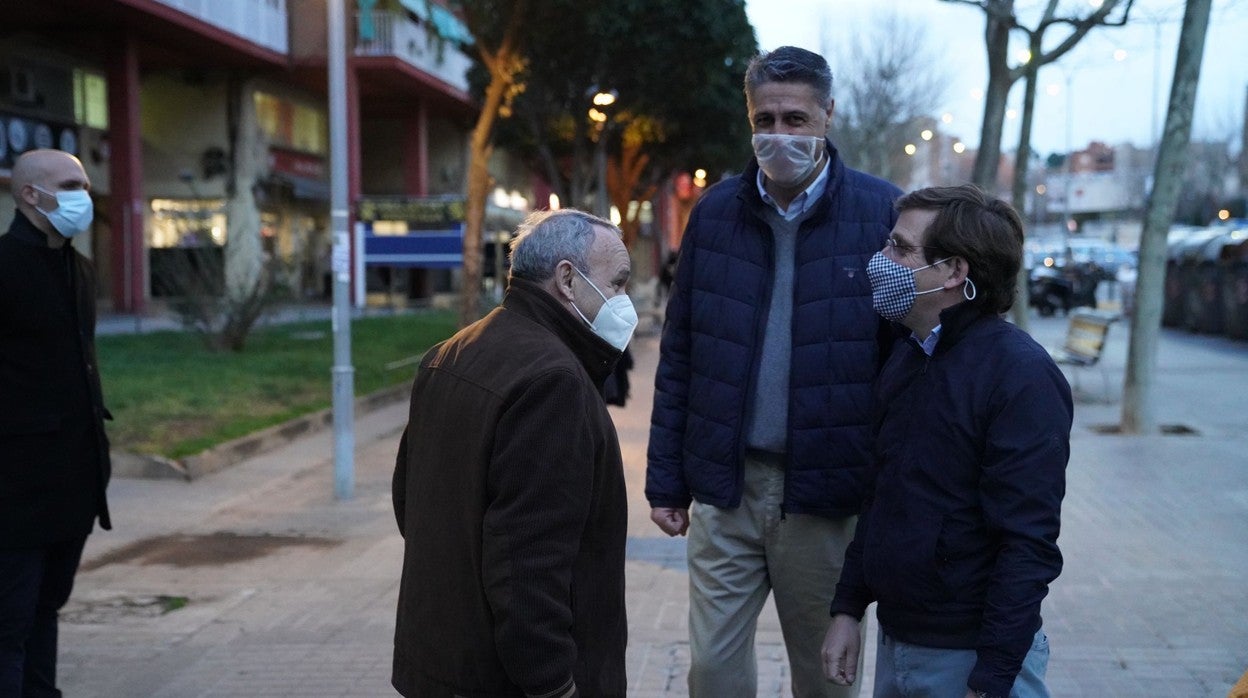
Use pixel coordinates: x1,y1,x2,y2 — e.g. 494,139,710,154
0,149,112,697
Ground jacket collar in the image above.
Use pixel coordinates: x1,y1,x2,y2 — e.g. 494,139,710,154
502,277,620,384
930,302,997,354
6,210,55,248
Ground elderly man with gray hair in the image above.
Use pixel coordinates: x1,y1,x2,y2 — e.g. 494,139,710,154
392,209,635,698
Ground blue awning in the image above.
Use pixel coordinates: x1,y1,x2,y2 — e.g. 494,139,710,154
364,227,463,268
396,0,473,44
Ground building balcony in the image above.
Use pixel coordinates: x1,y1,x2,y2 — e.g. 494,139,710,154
150,0,289,55
354,10,471,94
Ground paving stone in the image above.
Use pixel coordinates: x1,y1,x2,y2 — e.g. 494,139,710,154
54,317,1248,696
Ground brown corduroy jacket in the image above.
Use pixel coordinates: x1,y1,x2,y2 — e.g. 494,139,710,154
392,278,627,698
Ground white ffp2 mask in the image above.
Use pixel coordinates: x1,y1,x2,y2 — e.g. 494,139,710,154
572,267,638,352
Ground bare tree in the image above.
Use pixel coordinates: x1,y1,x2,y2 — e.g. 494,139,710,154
455,0,528,328
1122,0,1213,434
825,11,948,186
941,0,1135,191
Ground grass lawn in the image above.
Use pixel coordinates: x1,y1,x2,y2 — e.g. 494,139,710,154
97,311,458,459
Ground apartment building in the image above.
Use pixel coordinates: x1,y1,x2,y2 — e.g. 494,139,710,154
2,0,536,311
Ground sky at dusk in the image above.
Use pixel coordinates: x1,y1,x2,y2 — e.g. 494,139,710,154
745,0,1248,157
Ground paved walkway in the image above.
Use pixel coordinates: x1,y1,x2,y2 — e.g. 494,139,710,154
57,313,1248,696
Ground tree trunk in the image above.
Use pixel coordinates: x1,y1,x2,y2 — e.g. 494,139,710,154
1120,0,1212,433
971,2,1014,189
461,71,507,327
225,77,266,300
458,1,526,329
1009,60,1040,330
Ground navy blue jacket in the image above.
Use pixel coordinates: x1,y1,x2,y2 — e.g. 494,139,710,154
830,303,1072,698
646,147,901,517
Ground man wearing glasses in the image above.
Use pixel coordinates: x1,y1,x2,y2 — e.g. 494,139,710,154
822,184,1072,698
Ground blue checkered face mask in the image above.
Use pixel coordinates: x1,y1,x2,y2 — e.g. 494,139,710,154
866,251,951,322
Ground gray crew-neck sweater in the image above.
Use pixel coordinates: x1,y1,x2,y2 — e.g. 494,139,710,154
745,203,822,453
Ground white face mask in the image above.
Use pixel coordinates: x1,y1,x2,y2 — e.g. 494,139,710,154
751,134,824,188
33,186,94,239
571,267,638,352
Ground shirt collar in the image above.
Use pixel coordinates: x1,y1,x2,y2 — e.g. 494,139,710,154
755,155,831,221
914,324,943,356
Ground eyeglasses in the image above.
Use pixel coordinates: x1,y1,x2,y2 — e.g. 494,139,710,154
885,237,941,255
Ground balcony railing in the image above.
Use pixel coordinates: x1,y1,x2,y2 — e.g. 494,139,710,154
151,0,289,55
354,11,472,94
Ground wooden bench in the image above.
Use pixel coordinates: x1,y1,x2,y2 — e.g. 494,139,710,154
1047,309,1119,401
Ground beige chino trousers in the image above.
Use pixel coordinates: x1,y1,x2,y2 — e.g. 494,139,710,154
687,457,863,698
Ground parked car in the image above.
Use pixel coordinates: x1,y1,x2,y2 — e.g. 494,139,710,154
1029,262,1100,316
1025,237,1134,279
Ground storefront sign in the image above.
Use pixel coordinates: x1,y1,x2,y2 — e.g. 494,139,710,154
357,197,466,227
268,147,327,180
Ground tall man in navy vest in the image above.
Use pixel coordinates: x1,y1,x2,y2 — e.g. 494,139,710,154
0,149,112,697
646,46,901,697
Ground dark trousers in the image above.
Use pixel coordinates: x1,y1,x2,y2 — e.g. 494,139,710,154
0,537,87,698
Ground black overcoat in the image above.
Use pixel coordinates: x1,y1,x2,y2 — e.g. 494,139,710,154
0,211,112,546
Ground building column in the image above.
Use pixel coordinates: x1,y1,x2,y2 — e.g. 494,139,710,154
106,34,146,313
402,98,427,196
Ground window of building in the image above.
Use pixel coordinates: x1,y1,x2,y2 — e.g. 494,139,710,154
72,69,108,129
148,198,227,248
254,91,326,155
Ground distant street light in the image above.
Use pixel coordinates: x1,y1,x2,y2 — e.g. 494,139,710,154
588,89,618,218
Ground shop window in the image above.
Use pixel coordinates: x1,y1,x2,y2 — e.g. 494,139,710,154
148,198,227,248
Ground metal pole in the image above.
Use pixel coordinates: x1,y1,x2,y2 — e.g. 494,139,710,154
328,0,355,500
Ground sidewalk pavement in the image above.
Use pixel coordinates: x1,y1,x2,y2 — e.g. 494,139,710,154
58,313,1248,697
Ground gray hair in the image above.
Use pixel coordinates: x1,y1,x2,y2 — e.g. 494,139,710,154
508,209,620,283
743,46,834,110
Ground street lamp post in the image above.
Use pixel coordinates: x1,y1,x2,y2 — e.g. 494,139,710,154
1052,48,1129,266
589,90,616,219
328,0,354,500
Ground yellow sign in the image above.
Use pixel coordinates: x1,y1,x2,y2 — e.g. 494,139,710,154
357,197,466,226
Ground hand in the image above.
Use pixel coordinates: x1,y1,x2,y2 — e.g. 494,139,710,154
821,614,861,685
650,507,689,536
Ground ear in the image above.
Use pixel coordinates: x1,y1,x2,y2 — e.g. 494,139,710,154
943,257,970,291
19,184,41,208
553,259,577,302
